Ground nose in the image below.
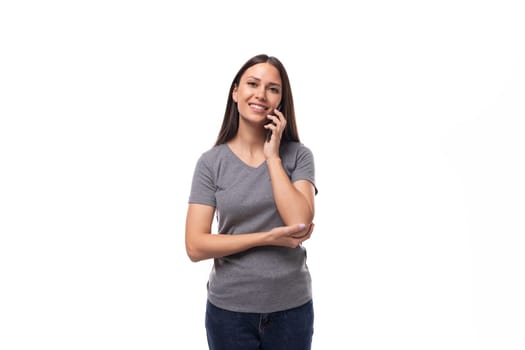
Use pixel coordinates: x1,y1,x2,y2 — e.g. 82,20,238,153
255,86,266,100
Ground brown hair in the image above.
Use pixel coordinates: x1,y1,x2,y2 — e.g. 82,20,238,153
215,54,300,145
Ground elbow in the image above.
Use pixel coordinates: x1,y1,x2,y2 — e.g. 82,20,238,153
187,251,200,263
186,242,212,262
185,241,204,263
187,252,203,263
186,248,204,263
188,255,202,263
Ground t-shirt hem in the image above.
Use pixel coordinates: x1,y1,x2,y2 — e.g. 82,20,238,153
207,294,313,314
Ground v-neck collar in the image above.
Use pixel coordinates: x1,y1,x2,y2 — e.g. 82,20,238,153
223,144,267,170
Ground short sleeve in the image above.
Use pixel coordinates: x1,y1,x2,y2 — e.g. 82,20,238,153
188,154,217,207
291,145,318,195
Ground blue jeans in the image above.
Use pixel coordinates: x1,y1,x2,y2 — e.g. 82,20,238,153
205,300,314,350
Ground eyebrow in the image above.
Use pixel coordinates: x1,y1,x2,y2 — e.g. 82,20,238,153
246,76,281,87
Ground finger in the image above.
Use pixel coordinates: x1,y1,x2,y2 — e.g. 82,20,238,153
292,229,311,240
266,117,285,137
292,233,310,246
273,108,285,120
291,231,307,239
290,224,310,238
306,223,315,236
291,223,314,239
266,114,280,125
274,114,286,131
290,223,307,234
264,124,277,140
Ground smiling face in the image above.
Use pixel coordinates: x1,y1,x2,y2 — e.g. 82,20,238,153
232,62,282,125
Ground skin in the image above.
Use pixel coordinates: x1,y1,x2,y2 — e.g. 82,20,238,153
185,63,315,262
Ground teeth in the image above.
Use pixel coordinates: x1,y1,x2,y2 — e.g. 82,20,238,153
250,104,266,110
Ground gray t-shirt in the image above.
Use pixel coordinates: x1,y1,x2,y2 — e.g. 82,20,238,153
188,141,316,313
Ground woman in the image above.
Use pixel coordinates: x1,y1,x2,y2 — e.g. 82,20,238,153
185,54,317,350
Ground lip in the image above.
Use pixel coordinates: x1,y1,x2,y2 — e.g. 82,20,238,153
248,103,269,113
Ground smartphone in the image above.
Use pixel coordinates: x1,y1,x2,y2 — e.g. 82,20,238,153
265,104,282,142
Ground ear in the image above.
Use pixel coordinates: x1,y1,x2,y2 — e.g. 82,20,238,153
232,85,238,103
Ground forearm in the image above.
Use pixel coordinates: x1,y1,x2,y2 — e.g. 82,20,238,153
186,223,313,263
186,231,267,262
266,157,314,225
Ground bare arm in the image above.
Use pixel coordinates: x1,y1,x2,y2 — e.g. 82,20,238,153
264,109,316,226
185,203,314,262
266,159,315,225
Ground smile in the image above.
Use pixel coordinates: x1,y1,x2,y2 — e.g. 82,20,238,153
249,103,268,112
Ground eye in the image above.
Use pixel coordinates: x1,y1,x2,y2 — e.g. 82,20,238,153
247,81,257,87
269,87,280,94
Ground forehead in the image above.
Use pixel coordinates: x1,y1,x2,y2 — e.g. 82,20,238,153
241,63,281,83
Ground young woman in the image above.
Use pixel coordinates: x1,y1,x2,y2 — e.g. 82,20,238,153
185,54,317,350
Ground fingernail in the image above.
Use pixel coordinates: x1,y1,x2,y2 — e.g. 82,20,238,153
299,224,306,229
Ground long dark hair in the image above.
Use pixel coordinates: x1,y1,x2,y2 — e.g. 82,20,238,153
215,54,300,145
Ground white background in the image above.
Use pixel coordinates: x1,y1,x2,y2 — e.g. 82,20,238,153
1,1,524,349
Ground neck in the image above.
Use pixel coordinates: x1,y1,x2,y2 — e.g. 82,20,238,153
229,119,266,152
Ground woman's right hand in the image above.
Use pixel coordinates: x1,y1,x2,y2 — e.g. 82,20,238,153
267,223,315,248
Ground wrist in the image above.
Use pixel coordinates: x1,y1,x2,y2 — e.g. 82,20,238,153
255,231,272,246
265,156,282,164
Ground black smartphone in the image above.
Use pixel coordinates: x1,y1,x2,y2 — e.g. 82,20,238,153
265,105,282,142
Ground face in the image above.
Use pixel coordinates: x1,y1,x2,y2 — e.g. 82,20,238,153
232,63,282,125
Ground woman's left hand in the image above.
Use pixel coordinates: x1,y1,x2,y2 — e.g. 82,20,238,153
263,108,287,159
